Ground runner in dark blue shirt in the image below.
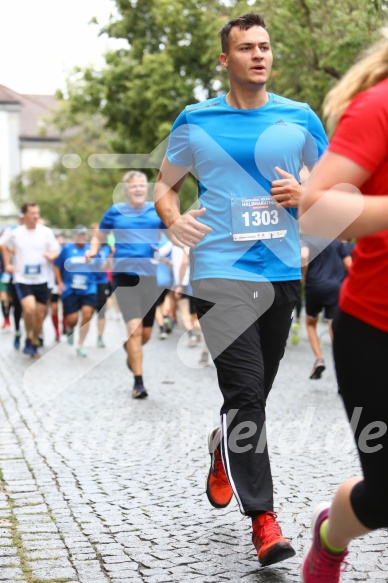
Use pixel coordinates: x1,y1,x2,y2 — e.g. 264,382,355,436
300,235,352,379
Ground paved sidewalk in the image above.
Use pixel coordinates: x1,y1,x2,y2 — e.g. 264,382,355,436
0,315,386,583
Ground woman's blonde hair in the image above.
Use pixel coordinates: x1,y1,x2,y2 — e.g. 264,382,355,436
324,27,388,137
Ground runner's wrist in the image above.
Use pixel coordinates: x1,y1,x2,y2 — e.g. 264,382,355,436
167,214,180,228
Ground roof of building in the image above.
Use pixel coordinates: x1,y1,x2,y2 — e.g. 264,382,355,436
19,93,60,140
0,84,22,104
0,84,61,141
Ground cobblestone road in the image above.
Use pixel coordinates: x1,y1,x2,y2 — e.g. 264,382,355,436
0,313,387,583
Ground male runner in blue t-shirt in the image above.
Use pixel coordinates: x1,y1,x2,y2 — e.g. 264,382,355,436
88,171,166,399
54,226,98,357
154,13,328,567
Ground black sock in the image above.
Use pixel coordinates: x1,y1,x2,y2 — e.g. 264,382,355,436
1,301,10,319
134,375,143,386
14,302,22,331
249,510,266,520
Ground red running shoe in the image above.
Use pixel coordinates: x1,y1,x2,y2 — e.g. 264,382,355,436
1,317,11,329
206,428,233,508
252,511,296,567
302,504,348,583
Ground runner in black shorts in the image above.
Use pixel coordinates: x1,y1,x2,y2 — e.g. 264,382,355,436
2,203,59,358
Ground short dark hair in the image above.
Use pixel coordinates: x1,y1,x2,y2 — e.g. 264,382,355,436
20,202,38,215
220,13,267,53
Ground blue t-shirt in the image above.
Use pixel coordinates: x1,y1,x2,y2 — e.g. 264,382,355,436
99,201,166,277
166,93,328,282
55,243,97,298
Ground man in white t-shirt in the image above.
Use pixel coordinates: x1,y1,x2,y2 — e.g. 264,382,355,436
2,202,59,358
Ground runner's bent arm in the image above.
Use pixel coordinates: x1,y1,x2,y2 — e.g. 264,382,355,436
2,245,13,274
271,166,304,208
86,231,106,261
53,264,64,294
299,151,388,239
154,158,212,248
43,249,59,262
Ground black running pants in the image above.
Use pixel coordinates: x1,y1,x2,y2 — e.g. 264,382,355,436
333,309,388,530
193,278,300,515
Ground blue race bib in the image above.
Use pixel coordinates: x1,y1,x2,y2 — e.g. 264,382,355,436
24,265,41,276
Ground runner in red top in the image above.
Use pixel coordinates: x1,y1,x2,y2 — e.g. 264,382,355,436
331,78,388,333
299,31,388,583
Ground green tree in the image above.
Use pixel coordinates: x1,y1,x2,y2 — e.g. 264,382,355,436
235,0,388,113
21,0,387,219
64,0,388,139
59,0,232,212
61,0,387,158
63,0,229,155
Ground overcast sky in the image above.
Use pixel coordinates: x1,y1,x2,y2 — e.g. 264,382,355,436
0,0,127,95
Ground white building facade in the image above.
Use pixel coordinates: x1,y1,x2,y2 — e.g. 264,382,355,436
0,85,61,223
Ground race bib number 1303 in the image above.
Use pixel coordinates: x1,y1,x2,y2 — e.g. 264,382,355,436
231,197,288,242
